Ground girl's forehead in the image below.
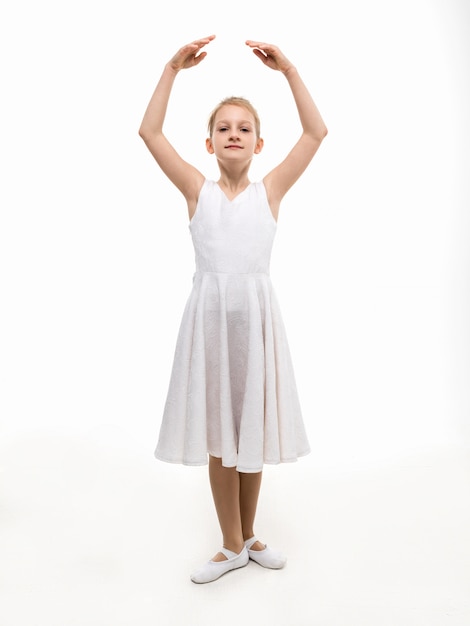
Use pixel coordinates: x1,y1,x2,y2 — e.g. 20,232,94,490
215,105,255,123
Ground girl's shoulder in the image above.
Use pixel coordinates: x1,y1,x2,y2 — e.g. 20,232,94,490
190,179,214,224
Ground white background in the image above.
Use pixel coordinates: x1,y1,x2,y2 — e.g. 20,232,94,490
1,1,469,624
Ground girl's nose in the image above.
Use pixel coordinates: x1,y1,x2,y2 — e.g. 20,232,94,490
229,128,240,140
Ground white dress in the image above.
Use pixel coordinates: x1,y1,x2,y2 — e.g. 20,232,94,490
155,179,310,472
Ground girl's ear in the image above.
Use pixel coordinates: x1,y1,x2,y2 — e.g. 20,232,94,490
206,138,214,154
254,137,264,155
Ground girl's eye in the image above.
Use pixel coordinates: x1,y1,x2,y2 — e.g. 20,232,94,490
218,127,228,132
241,128,250,132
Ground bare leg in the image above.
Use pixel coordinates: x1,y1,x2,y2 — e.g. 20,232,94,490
208,455,245,561
239,470,265,551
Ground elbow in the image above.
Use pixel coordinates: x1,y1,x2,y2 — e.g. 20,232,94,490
307,124,328,145
315,126,328,146
139,125,164,146
307,125,328,147
138,125,149,141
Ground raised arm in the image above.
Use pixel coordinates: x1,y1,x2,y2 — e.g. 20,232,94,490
139,35,215,213
245,40,328,216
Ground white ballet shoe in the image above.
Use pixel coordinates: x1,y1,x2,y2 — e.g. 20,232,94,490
244,536,287,569
190,546,249,584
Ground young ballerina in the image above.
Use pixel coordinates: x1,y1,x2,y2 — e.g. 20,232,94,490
139,34,327,583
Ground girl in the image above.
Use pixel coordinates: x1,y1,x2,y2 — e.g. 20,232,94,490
139,35,327,584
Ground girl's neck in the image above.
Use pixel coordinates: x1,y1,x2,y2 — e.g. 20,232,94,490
216,164,251,194
217,177,251,193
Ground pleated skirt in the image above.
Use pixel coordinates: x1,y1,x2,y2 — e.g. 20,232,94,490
155,271,310,472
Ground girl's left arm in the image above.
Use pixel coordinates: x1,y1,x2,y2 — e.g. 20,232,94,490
246,41,328,216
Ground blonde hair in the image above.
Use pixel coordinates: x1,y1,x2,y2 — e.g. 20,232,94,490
207,97,261,138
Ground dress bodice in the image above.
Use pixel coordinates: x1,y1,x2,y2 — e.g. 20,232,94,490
189,180,277,275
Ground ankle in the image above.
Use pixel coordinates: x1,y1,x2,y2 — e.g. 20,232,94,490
243,533,266,551
223,540,245,554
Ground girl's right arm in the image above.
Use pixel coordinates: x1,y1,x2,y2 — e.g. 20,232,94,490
139,35,215,215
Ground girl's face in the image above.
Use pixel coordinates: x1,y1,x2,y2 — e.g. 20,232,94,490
206,105,263,164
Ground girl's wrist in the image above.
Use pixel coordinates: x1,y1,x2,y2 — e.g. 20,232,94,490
282,65,298,80
165,62,180,77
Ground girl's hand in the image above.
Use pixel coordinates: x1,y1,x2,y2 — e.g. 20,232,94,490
245,40,295,74
168,35,216,72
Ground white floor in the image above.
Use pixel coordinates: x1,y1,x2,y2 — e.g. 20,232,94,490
1,434,469,626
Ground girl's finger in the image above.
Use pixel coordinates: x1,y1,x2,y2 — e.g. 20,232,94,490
192,35,216,47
